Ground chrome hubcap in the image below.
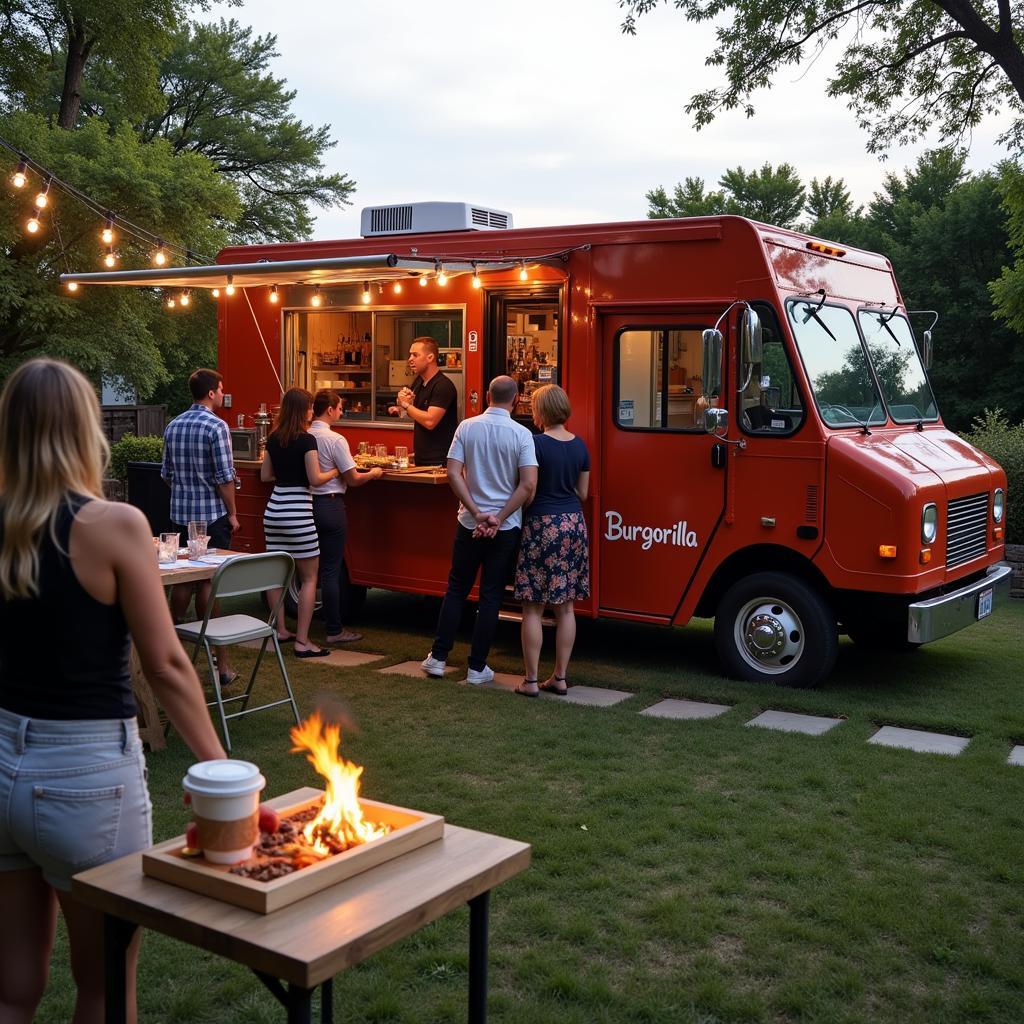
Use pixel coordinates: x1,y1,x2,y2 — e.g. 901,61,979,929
734,598,805,675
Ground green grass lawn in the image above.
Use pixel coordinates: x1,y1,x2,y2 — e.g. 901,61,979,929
38,595,1024,1023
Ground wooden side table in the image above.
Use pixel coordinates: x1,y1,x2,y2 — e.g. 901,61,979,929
72,788,531,1023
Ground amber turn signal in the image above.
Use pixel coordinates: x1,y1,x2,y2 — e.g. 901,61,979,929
994,526,1004,540
919,548,932,564
878,545,898,559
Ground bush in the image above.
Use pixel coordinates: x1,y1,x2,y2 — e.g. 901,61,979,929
964,409,1024,544
109,434,164,481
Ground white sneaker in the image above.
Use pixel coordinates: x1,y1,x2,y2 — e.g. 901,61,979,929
421,653,446,678
466,665,495,686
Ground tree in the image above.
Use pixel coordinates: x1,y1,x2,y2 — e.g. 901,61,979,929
804,176,865,241
647,162,805,226
619,0,1024,156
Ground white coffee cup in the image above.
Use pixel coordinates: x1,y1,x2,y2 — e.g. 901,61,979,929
182,760,266,864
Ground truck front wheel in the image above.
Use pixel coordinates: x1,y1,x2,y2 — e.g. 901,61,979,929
714,572,838,688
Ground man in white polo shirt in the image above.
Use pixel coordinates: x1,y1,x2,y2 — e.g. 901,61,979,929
310,390,383,644
422,376,538,684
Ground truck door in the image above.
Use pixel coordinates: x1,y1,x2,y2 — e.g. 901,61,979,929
599,314,725,619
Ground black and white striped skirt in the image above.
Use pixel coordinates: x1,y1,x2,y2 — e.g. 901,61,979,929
263,486,319,559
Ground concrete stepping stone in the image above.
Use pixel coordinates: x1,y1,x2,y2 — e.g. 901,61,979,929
295,649,383,668
868,725,969,756
1008,746,1024,766
563,685,634,708
377,659,458,678
746,710,843,736
471,671,522,693
641,699,732,720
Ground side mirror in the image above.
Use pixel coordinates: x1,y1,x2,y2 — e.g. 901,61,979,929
740,308,763,364
701,328,723,400
704,406,729,437
921,329,933,370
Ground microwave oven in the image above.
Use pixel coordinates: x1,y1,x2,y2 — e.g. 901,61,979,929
230,428,258,460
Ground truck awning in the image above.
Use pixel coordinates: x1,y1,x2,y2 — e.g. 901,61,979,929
60,253,516,290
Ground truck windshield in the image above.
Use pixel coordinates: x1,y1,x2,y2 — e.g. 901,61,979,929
787,300,886,428
857,311,938,423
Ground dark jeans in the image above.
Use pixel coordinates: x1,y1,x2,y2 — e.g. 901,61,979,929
432,525,521,671
313,494,348,635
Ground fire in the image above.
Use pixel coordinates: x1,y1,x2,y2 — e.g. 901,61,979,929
289,712,390,854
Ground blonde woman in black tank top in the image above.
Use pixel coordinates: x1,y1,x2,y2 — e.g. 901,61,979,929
0,359,226,1023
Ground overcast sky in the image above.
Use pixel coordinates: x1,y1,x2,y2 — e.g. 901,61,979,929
211,0,1008,241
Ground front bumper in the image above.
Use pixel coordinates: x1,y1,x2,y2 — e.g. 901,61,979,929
908,563,1013,644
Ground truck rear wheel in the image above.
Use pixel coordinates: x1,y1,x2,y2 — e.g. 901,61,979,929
714,572,837,688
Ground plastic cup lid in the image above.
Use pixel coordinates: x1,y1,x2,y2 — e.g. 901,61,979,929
183,759,266,797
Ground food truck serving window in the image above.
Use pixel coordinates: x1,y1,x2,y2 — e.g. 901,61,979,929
284,303,464,423
614,327,707,431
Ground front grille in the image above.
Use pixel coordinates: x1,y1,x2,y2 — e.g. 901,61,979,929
946,492,989,567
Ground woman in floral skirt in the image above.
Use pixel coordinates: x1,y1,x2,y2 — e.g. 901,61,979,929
512,384,590,696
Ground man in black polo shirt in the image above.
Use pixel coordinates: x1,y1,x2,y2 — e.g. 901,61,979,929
390,337,458,466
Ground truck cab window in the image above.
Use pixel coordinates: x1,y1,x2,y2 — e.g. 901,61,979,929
615,327,707,431
740,304,804,435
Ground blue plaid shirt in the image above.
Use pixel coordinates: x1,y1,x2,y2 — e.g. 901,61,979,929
161,404,235,524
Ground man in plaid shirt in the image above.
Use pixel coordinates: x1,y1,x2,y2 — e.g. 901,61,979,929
162,368,239,683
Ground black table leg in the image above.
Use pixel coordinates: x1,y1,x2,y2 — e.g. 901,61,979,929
320,977,333,1024
468,890,490,1024
254,969,316,1023
103,915,138,1024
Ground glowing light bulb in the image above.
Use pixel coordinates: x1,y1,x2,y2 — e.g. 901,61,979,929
393,281,402,294
101,213,114,245
25,213,40,234
104,247,116,268
153,240,166,266
180,290,190,307
166,296,176,309
35,178,51,208
11,159,27,188
66,280,78,292
518,262,528,282
311,285,321,307
269,284,279,303
361,281,370,303
418,275,428,288
225,275,235,296
471,263,481,289
437,267,448,287
211,288,220,298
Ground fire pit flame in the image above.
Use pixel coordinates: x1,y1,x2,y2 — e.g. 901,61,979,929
289,712,390,854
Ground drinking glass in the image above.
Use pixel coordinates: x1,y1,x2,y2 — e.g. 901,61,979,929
375,444,388,458
358,441,369,456
395,445,409,469
158,532,180,565
188,535,211,560
187,520,207,542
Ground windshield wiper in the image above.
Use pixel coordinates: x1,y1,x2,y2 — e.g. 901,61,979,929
798,303,836,341
873,311,902,347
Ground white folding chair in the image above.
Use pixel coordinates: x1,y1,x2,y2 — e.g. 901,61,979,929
174,552,299,752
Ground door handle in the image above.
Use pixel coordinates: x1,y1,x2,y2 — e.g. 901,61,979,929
711,442,727,469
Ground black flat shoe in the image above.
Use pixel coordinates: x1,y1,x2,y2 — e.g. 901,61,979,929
294,647,331,658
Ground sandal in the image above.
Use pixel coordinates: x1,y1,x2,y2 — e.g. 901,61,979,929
539,675,568,696
514,679,540,698
326,629,363,644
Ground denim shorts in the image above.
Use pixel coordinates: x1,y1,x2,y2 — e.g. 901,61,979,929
0,707,153,891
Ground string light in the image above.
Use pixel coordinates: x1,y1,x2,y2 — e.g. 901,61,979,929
471,262,481,289
11,157,27,188
311,285,321,307
35,177,51,209
25,212,40,234
269,284,279,303
225,275,235,296
166,295,176,309
211,287,220,298
104,246,117,268
153,240,166,266
66,280,78,292
101,212,115,245
361,281,370,303
518,261,528,282
418,274,428,288
393,280,402,295
436,262,448,286
180,289,190,307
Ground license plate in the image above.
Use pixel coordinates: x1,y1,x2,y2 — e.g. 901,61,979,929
977,588,993,619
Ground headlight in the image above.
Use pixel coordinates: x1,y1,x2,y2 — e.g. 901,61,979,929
921,503,938,544
993,488,1004,524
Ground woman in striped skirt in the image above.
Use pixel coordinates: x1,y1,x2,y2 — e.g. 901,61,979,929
260,388,339,657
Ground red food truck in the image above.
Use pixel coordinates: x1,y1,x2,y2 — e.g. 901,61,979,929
65,203,1012,688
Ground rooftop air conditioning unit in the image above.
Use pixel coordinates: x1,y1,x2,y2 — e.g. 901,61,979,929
360,202,513,237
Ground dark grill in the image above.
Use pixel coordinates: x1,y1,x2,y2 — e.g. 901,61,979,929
370,206,413,233
946,493,989,567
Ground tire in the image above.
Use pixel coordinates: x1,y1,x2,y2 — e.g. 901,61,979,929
714,572,837,688
274,562,366,622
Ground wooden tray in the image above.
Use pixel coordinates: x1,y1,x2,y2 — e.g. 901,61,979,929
142,788,444,913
